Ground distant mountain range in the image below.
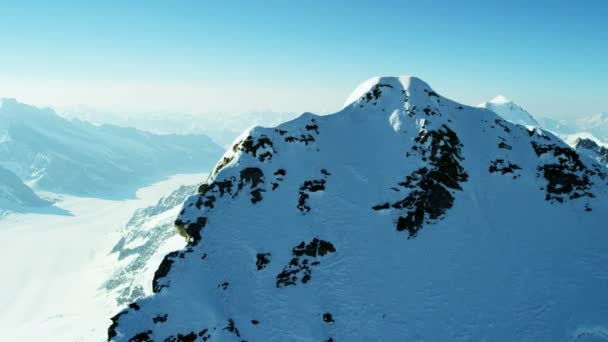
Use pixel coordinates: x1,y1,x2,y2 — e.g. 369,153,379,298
60,107,299,148
0,98,224,211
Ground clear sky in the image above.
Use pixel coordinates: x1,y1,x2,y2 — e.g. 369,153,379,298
0,0,606,118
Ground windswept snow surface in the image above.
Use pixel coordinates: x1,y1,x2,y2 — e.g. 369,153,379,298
0,173,205,341
109,77,608,341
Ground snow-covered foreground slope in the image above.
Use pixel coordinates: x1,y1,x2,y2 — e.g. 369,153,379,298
0,165,50,213
0,98,223,199
0,173,204,341
109,76,608,341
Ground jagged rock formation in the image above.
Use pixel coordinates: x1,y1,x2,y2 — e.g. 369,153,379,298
108,76,608,342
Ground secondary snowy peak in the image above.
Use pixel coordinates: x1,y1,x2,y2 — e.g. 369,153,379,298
489,94,511,104
108,76,608,342
480,95,540,127
574,136,608,167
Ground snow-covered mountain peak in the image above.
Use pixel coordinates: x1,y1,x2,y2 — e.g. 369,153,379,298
489,94,511,104
480,95,540,127
343,76,438,111
108,76,608,342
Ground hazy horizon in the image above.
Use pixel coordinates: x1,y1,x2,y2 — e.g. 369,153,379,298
1,1,606,121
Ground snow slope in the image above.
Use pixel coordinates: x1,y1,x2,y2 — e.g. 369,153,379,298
0,165,50,212
0,173,205,341
109,76,608,341
0,98,224,199
480,95,540,127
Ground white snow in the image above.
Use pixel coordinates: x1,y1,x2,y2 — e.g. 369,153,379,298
0,173,206,341
109,76,608,341
480,95,540,127
489,94,511,104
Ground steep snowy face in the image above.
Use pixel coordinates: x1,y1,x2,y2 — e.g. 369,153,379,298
481,95,540,127
0,99,224,198
0,165,50,211
108,76,608,342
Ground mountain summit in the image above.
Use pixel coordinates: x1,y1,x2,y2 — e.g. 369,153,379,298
108,76,608,341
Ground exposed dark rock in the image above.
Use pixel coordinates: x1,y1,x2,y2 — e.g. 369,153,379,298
372,202,390,211
152,314,168,324
164,331,200,342
498,142,512,150
128,330,152,342
277,238,336,287
233,135,275,162
305,124,319,134
297,179,327,212
108,311,127,341
323,312,334,323
494,119,511,133
153,251,179,293
185,217,208,246
489,159,522,176
239,168,264,189
212,156,234,176
223,319,241,338
531,141,596,203
256,253,271,270
375,125,468,237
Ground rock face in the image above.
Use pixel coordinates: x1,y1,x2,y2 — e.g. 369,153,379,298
575,137,608,167
108,76,608,341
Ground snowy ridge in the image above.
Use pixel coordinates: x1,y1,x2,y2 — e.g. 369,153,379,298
480,95,540,127
0,98,224,200
0,165,50,211
109,76,608,341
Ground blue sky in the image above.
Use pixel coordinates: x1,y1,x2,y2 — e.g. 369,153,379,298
0,0,606,118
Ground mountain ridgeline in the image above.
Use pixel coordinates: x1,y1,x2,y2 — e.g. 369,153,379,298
0,99,224,201
108,76,608,341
